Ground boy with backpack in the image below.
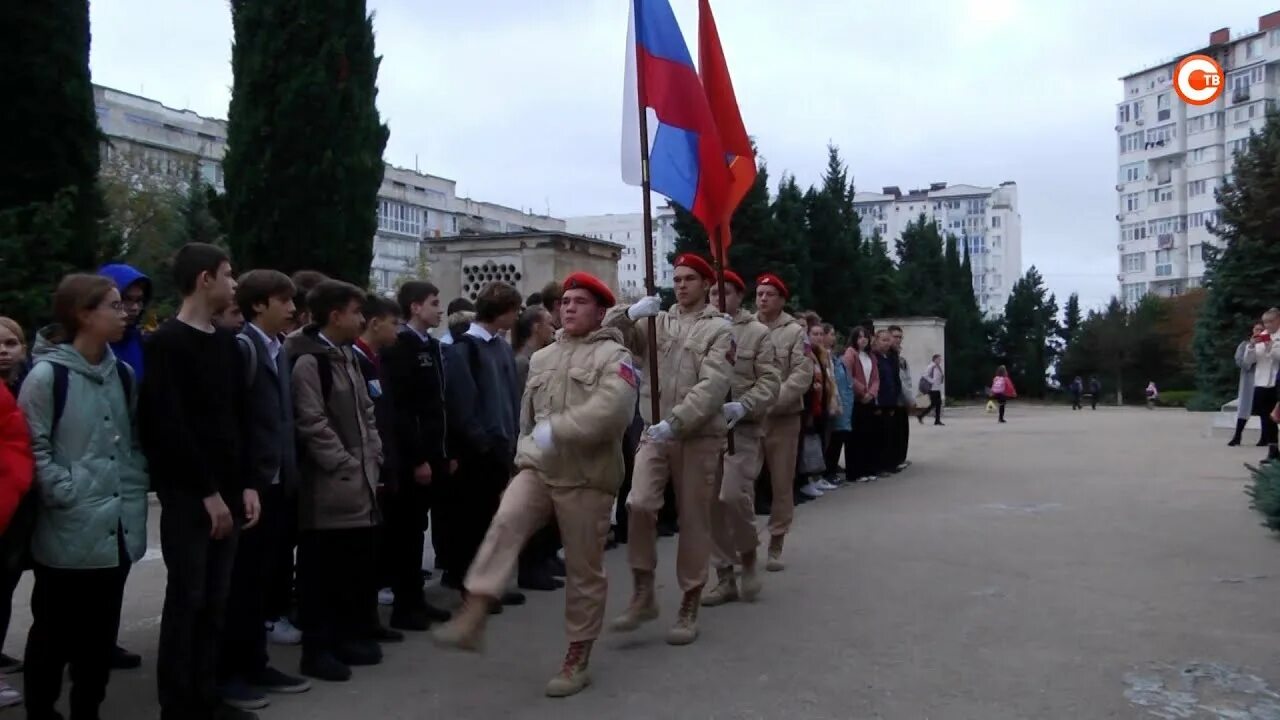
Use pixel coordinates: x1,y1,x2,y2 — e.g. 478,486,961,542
284,280,383,683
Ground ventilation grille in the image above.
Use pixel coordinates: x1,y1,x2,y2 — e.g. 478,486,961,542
462,258,523,301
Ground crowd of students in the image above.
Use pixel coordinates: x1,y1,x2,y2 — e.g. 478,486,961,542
0,244,940,717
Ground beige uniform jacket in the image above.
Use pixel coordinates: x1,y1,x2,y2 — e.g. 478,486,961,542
727,309,781,434
514,327,638,495
606,303,734,439
760,311,812,418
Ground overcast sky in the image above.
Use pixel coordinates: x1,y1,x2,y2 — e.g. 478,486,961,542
88,0,1278,311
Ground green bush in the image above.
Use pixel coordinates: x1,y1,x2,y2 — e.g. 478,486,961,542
1246,462,1280,533
1186,392,1227,412
1155,390,1195,408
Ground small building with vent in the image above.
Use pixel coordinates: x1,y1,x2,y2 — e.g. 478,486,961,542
424,231,624,305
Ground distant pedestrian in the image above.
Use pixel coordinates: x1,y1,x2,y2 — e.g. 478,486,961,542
1230,323,1264,447
990,366,1017,423
1145,381,1158,409
916,354,944,425
1088,376,1102,410
1070,376,1084,410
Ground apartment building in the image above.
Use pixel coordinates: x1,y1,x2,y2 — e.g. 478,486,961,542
565,205,679,300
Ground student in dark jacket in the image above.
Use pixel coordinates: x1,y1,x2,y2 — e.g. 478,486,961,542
139,243,257,720
872,329,901,478
286,281,384,684
217,270,311,713
439,282,523,604
381,282,452,630
353,293,414,642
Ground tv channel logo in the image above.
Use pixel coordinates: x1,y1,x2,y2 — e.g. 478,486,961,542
1174,54,1224,106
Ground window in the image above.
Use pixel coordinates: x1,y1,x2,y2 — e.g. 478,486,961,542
1134,99,1145,119
1229,138,1251,156
1149,187,1173,204
1233,102,1264,124
1122,252,1146,273
1247,37,1262,59
1120,131,1143,153
1120,162,1144,183
1157,93,1171,121
991,215,1001,228
1121,222,1147,242
1186,112,1223,134
1148,216,1185,237
966,198,985,214
1123,282,1148,305
1187,209,1221,229
991,274,1002,289
1118,104,1131,123
1187,179,1208,197
1229,66,1265,92
377,199,422,237
1123,192,1142,212
1145,124,1175,145
1187,147,1220,165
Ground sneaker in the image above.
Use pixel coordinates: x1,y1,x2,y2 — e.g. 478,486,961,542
247,666,311,694
110,644,142,670
219,678,269,710
0,679,20,708
266,617,302,646
798,482,824,498
815,478,838,491
300,653,351,683
378,588,395,606
0,654,22,674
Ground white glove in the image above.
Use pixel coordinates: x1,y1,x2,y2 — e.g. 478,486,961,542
532,420,554,450
627,295,662,321
722,402,746,429
645,420,675,443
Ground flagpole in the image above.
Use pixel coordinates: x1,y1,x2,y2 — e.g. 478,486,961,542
634,32,662,426
712,222,736,454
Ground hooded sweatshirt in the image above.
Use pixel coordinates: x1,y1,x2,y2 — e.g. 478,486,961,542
17,329,149,569
98,264,152,383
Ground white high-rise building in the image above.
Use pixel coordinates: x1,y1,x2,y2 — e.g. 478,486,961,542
852,181,1022,317
565,206,678,300
1115,11,1280,305
92,84,563,291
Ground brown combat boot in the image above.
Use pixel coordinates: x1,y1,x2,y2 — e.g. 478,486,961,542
701,566,738,607
739,551,762,602
609,570,659,632
430,593,491,651
666,588,702,645
545,640,593,698
766,535,786,572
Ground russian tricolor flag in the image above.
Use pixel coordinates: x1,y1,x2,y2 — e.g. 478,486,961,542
622,0,730,233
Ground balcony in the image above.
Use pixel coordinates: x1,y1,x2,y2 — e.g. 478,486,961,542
1157,233,1174,249
1232,88,1251,105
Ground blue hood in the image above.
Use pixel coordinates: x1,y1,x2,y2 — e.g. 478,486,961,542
98,264,152,311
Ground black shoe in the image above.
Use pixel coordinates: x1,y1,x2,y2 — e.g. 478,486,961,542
390,608,430,632
247,666,312,694
501,590,526,606
0,653,23,673
300,653,351,683
934,421,944,426
547,555,566,578
420,568,434,580
755,503,771,516
518,567,561,591
1228,437,1242,447
657,522,677,537
334,640,382,667
1257,438,1269,447
110,644,141,670
370,624,406,643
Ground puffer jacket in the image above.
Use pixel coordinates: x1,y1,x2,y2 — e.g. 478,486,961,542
726,309,780,434
17,331,148,569
514,327,637,494
0,383,33,534
607,303,734,438
286,327,383,530
759,311,812,418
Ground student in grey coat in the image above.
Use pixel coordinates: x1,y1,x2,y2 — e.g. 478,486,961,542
1230,322,1265,447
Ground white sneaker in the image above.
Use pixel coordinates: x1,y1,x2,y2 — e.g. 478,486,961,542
378,587,395,606
799,482,824,498
816,478,838,491
266,617,302,646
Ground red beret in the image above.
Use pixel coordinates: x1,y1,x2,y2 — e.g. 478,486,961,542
722,269,745,292
562,272,616,307
674,253,715,282
756,273,789,299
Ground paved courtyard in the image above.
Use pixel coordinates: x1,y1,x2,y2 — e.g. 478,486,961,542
7,404,1280,719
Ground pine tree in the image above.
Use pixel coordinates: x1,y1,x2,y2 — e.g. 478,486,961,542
861,230,899,321
768,174,814,309
671,154,775,291
940,236,988,398
0,0,108,331
1060,293,1082,355
1193,109,1280,407
224,0,389,284
895,215,948,316
805,144,863,329
996,267,1059,397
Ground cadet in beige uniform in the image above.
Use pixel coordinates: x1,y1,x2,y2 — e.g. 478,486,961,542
432,273,638,698
704,270,780,606
754,273,813,571
608,253,734,646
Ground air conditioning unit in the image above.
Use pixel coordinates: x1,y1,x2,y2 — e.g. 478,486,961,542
1136,118,1146,126
1115,124,1123,132
1116,183,1124,191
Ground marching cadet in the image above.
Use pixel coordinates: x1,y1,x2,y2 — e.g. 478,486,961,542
754,273,813,571
607,254,734,646
432,272,637,698
703,270,780,606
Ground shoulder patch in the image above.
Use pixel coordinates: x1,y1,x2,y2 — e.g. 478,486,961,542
618,359,638,388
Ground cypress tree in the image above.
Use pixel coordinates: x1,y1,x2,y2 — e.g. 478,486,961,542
805,145,863,329
0,0,107,330
894,215,948,316
769,174,813,310
942,240,988,398
861,230,899,321
1192,109,1280,407
224,0,389,283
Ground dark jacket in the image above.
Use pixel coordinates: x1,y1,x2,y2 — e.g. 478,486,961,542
875,351,900,407
98,264,151,383
383,326,447,481
354,338,399,486
237,324,298,493
285,327,382,531
445,329,519,462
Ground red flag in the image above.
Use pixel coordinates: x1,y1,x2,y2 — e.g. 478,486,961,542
698,0,756,256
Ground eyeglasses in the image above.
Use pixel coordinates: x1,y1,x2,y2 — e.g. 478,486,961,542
122,298,145,309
